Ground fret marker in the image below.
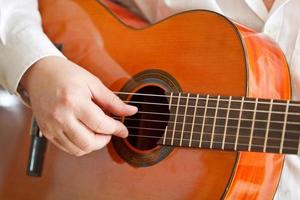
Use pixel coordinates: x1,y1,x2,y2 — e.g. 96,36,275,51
210,95,220,149
199,94,209,148
189,94,199,147
222,96,232,150
279,100,290,154
234,96,244,151
171,93,181,146
179,93,190,146
264,99,273,153
248,98,258,151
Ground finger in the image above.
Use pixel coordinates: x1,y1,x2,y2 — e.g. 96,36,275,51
76,101,129,138
90,79,137,116
64,116,112,152
43,130,85,156
50,137,70,153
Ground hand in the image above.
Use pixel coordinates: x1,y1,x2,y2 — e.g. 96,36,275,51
20,56,137,156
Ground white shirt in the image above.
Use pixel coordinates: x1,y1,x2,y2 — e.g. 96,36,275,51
0,0,300,199
0,0,63,94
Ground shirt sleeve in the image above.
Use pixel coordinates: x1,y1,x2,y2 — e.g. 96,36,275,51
0,0,64,94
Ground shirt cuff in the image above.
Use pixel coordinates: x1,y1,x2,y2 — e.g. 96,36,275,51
0,27,65,95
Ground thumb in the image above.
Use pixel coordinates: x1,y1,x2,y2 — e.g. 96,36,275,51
90,79,137,116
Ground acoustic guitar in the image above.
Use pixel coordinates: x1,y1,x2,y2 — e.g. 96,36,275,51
1,0,299,199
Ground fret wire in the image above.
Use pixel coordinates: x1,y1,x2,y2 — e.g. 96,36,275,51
280,100,290,153
248,98,258,151
180,93,190,146
163,126,168,145
264,99,273,152
210,95,220,149
127,126,298,143
116,91,300,107
189,94,199,147
234,96,244,151
199,95,209,148
163,92,173,145
118,117,300,135
126,100,300,115
222,96,231,150
135,110,300,125
171,92,181,146
130,134,299,152
168,92,173,110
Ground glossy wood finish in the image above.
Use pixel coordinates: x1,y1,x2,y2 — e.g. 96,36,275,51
225,23,290,200
0,0,291,199
0,90,33,199
238,23,290,99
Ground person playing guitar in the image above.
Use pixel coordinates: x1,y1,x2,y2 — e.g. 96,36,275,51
1,0,300,199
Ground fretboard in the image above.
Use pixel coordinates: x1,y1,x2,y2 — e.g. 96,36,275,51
160,93,300,155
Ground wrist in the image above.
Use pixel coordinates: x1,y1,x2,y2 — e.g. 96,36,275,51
18,60,40,105
19,56,64,95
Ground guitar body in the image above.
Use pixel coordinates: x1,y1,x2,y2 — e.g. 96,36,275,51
0,0,291,199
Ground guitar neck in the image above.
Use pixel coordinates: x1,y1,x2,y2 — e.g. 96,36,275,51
160,93,300,155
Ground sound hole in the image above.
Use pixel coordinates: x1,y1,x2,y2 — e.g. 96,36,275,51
125,86,169,151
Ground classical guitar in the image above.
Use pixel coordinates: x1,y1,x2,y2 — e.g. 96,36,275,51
1,0,299,199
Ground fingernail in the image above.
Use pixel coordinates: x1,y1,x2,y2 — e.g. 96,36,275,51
120,128,129,138
127,105,138,113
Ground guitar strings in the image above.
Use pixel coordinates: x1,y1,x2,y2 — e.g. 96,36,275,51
119,110,300,125
114,91,300,107
122,100,300,116
124,125,299,143
126,133,299,151
112,91,300,148
114,117,300,134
